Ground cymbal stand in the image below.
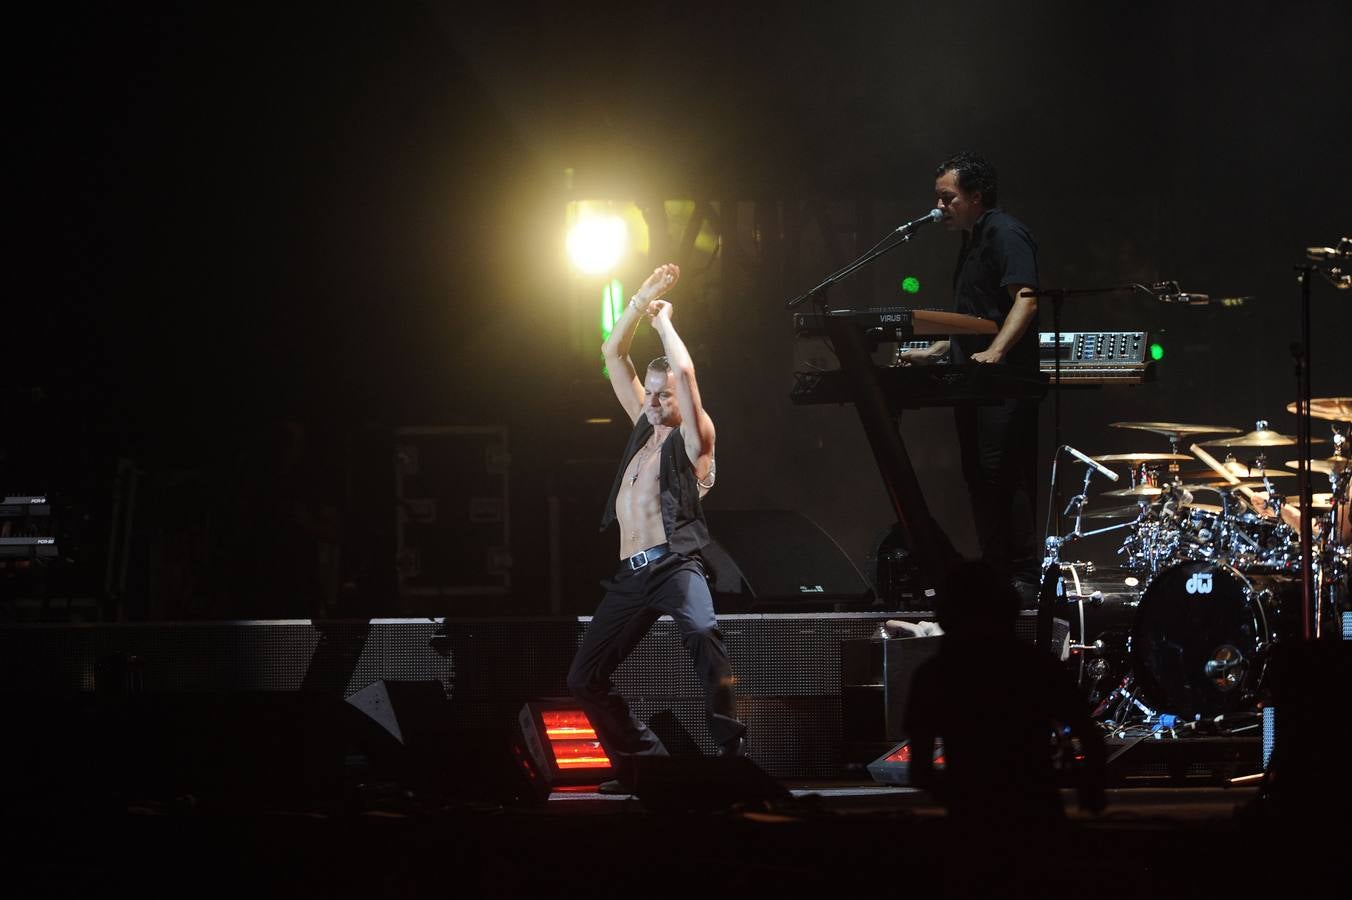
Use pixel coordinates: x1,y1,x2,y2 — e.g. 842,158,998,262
1038,453,1136,649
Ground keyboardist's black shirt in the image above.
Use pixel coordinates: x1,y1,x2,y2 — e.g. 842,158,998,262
950,208,1039,369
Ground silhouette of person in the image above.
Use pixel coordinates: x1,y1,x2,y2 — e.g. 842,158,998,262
904,559,1106,892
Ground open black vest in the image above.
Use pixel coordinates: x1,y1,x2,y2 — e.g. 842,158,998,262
599,417,710,555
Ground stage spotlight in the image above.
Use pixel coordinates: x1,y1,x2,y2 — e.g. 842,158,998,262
516,699,613,793
567,214,628,274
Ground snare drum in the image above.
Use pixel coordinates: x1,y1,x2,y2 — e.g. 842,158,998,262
1130,560,1294,719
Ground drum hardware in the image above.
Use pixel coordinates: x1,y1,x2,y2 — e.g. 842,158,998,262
1054,408,1349,728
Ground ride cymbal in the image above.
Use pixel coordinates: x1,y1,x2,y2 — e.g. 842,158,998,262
1286,397,1352,422
1109,421,1243,437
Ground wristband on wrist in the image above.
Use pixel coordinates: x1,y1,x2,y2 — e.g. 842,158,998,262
629,295,641,313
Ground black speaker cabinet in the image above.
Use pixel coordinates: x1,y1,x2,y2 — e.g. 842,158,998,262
703,509,874,611
631,755,791,812
840,635,942,767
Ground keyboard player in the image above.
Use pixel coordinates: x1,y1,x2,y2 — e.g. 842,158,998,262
898,152,1042,604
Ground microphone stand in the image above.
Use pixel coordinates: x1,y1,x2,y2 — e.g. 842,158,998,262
1293,265,1314,639
1294,237,1351,639
784,227,924,310
783,219,943,600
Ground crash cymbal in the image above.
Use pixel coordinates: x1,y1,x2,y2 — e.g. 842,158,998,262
1286,397,1352,422
1199,427,1325,448
1081,505,1147,520
1103,485,1166,497
1285,454,1352,476
1109,421,1243,437
1093,452,1194,463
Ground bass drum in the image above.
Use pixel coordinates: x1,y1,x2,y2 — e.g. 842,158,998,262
1130,560,1291,719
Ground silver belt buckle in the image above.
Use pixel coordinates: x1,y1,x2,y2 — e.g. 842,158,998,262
629,550,650,570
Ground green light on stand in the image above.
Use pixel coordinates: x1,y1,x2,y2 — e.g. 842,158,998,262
1149,343,1165,361
901,276,921,295
600,278,625,340
600,278,625,378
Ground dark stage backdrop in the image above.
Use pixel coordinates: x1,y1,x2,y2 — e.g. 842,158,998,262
9,1,1350,619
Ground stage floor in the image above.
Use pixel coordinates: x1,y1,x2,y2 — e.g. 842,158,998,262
10,780,1342,900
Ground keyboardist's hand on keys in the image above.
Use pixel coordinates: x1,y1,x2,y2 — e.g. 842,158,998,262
892,341,950,366
970,347,1005,364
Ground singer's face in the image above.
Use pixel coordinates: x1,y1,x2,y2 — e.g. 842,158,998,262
935,169,983,232
643,368,681,428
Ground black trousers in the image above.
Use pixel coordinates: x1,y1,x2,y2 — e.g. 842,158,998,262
954,397,1040,584
566,552,745,761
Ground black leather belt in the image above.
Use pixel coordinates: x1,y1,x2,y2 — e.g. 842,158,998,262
625,543,672,571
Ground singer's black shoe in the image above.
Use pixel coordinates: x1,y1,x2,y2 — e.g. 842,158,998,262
719,736,749,758
596,778,635,796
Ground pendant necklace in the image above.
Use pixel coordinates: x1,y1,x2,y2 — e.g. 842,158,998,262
630,437,660,484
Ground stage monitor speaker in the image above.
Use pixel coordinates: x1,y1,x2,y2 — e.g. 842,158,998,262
342,679,544,806
631,755,791,812
866,739,946,787
703,509,874,611
346,679,450,746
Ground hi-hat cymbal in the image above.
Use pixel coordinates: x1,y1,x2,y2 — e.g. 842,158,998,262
1200,427,1325,448
1093,452,1194,463
1285,454,1352,475
1103,485,1165,497
1286,397,1352,422
1109,421,1243,437
1181,502,1224,514
1081,505,1147,520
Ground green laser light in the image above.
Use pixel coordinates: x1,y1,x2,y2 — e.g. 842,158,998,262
901,276,921,295
1149,343,1165,361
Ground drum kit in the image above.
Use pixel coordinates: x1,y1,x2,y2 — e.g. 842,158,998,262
1043,400,1351,728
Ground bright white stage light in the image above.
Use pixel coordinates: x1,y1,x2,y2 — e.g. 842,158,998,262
566,214,627,274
